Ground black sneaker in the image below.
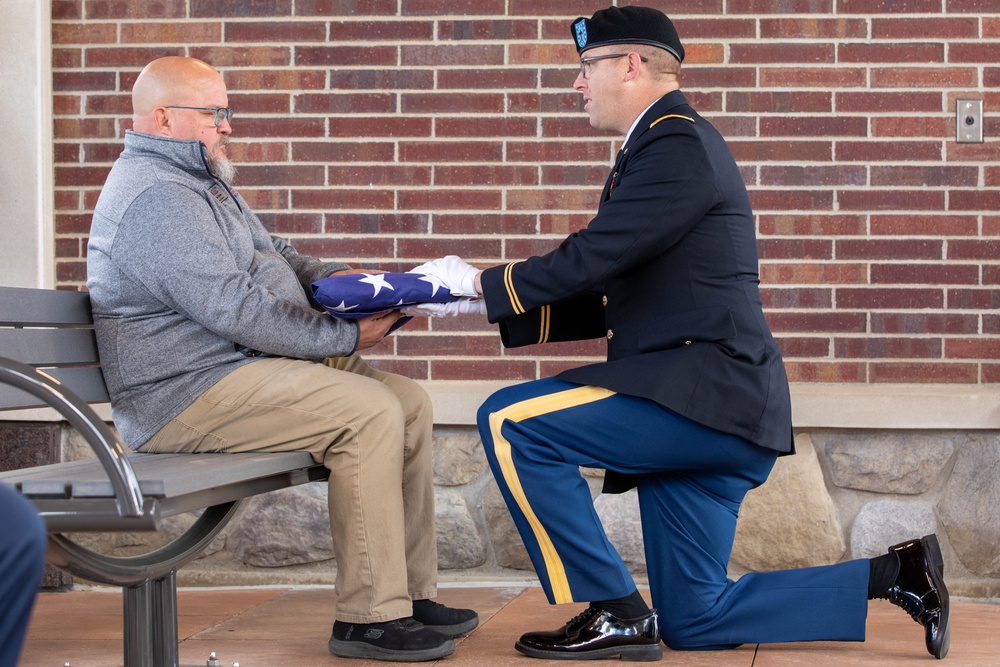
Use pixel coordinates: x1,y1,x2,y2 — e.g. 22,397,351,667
328,617,455,662
412,598,480,636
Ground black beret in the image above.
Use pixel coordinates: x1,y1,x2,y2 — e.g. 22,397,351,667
571,6,684,63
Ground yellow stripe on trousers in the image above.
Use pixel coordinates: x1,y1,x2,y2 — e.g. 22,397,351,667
487,385,616,604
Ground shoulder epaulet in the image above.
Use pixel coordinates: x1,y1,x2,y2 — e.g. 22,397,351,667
649,114,695,128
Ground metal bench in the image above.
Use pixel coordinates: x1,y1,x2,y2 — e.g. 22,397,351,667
0,285,329,667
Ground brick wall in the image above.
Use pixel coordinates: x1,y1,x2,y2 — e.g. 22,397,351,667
51,1,1000,386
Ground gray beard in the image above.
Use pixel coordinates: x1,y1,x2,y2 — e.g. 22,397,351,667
209,154,237,184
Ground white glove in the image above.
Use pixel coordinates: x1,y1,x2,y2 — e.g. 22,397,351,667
408,255,480,297
402,297,485,318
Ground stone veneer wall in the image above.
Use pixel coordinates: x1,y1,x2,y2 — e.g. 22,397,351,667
7,419,998,599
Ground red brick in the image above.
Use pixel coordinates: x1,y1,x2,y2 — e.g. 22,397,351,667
839,43,943,64
949,289,1000,310
837,141,942,162
189,46,291,67
760,18,866,38
85,47,186,68
945,338,1000,360
52,22,117,44
871,67,978,89
837,288,943,309
434,214,537,235
507,141,612,163
56,237,82,259
236,165,325,187
53,71,117,92
505,238,574,258
873,313,978,335
506,189,599,212
56,166,113,187
266,213,323,235
399,141,501,162
838,190,945,212
950,43,1000,64
331,70,435,91
397,335,501,357
985,315,1000,334
983,365,1000,383
82,143,125,163
871,264,978,285
540,166,608,187
759,67,866,88
55,213,95,234
436,165,538,187
297,46,396,67
365,358,428,380
438,69,539,90
871,166,977,188
397,239,502,259
872,116,949,138
874,17,978,39
288,237,394,259
437,19,538,41
332,118,433,139
85,94,131,115
402,44,504,67
293,141,395,163
507,92,583,115
430,359,536,382
53,47,82,68
329,165,431,187
53,1,82,19
760,287,833,309
729,140,832,162
87,0,186,19
55,144,81,163
950,190,1000,212
728,0,832,11
775,337,832,358
870,362,977,384
731,43,834,65
403,0,504,14
53,95,82,115
190,0,291,17
226,69,327,91
758,239,833,260
837,92,942,113
295,93,395,114
837,239,942,260
330,20,433,41
324,214,429,235
401,93,504,114
759,165,865,186
295,0,396,15
684,67,758,89
948,239,1000,261
713,117,758,138
238,117,326,139
835,337,941,359
505,338,607,358
56,260,88,284
750,190,835,212
946,140,1000,163
540,213,597,235
838,0,940,10
398,189,503,211
760,117,864,138
225,22,327,42
121,22,221,43
728,91,832,114
291,188,395,210
758,214,866,236
760,263,867,285
783,361,866,382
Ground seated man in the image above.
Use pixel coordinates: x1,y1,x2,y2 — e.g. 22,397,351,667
0,482,47,667
85,56,476,662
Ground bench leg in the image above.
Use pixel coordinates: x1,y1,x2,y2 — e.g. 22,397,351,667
123,570,179,667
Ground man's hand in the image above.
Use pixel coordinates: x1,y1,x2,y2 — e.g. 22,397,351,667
355,311,402,350
402,298,484,318
409,256,481,297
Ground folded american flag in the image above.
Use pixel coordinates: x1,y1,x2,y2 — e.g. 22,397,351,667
311,271,461,332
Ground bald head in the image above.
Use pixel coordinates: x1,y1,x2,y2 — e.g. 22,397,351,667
132,57,228,136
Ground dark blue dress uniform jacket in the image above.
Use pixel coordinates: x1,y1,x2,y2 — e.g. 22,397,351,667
479,90,793,492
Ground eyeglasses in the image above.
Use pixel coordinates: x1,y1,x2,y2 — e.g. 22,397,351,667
165,106,234,127
578,53,648,79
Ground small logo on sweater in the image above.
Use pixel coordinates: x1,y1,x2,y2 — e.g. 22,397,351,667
208,185,229,203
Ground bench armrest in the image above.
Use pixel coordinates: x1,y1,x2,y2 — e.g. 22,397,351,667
0,356,144,519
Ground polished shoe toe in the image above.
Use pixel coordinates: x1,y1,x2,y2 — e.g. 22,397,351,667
887,533,950,659
515,605,662,661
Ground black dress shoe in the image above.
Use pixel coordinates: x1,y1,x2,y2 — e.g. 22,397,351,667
887,534,950,659
515,604,662,661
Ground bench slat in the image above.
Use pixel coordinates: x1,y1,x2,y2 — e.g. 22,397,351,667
0,286,93,327
0,366,110,409
0,328,100,366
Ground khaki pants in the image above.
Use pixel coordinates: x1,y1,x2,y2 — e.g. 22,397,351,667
138,355,437,623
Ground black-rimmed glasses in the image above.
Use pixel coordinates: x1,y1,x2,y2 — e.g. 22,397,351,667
165,106,234,127
578,53,648,79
